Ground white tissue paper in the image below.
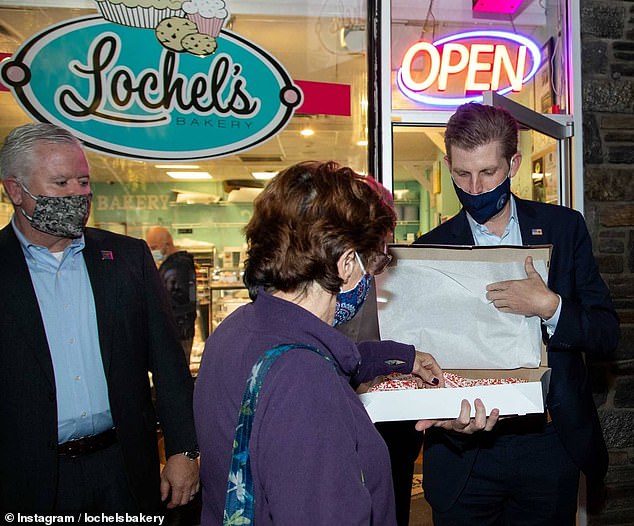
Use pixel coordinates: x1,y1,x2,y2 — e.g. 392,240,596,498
376,245,550,369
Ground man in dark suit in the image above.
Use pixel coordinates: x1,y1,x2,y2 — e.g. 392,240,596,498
416,103,619,525
0,122,199,513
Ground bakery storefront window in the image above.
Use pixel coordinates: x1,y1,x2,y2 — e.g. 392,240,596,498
0,0,369,372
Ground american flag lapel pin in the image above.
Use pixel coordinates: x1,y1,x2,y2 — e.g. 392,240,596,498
531,228,543,236
101,250,114,260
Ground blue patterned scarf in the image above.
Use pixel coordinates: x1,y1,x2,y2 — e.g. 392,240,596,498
224,343,336,525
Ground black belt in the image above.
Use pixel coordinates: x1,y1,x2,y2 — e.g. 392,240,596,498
58,428,117,458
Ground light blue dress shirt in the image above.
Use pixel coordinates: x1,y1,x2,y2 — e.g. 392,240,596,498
465,196,561,334
12,218,113,443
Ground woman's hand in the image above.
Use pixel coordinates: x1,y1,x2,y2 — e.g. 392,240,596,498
411,351,445,388
415,398,500,433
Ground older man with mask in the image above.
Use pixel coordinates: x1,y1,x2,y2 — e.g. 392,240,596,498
0,122,199,513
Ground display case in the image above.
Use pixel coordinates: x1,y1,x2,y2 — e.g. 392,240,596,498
189,262,250,374
209,283,250,333
208,246,250,334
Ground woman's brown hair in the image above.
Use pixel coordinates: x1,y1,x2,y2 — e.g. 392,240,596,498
243,161,396,299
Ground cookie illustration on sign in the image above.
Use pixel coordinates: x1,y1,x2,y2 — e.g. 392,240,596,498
94,0,226,56
182,32,218,56
155,16,198,51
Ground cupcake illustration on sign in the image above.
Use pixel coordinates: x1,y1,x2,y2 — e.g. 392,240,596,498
182,0,228,37
95,0,185,28
95,0,229,56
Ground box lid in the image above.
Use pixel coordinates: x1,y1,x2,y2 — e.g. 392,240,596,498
376,244,552,369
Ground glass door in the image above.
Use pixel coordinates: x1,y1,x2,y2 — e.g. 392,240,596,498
388,92,572,241
377,0,583,240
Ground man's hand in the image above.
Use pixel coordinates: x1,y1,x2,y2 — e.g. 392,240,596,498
411,351,445,388
160,453,200,508
415,398,499,433
486,256,559,319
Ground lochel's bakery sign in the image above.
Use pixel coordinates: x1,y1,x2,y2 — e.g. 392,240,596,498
0,0,303,160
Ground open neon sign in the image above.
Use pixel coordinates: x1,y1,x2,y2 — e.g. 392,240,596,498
396,30,542,107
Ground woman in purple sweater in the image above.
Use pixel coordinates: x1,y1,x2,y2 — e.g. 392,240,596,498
193,161,497,525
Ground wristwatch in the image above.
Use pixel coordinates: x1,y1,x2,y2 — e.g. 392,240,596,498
182,449,200,461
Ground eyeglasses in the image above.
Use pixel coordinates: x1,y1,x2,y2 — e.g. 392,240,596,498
362,247,393,276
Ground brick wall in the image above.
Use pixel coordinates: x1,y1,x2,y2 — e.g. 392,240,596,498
581,1,634,523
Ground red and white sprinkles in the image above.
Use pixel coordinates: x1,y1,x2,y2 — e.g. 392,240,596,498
368,372,527,392
368,373,419,392
442,372,527,388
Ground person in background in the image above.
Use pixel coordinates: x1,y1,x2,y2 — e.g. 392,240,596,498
194,160,499,525
0,122,199,513
415,103,620,525
146,226,198,364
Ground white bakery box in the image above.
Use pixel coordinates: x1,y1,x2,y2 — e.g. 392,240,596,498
358,244,552,422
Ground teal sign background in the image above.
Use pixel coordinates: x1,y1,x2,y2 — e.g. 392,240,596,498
0,16,302,160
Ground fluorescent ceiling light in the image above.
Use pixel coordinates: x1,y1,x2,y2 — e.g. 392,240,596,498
300,128,315,137
252,171,278,180
155,164,200,169
166,171,212,180
172,190,220,204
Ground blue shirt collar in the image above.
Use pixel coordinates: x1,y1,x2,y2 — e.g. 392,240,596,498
11,215,85,259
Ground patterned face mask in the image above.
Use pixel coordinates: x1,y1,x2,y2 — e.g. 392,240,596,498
19,182,91,238
333,252,373,327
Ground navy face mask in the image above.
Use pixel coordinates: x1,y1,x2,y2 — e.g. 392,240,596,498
452,166,512,224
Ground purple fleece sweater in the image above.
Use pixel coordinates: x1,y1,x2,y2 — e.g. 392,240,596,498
194,289,415,525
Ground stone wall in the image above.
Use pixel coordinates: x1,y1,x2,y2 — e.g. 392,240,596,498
581,1,634,523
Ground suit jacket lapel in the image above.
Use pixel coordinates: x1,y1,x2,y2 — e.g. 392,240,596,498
0,225,56,388
83,229,116,375
449,210,476,245
515,196,550,246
